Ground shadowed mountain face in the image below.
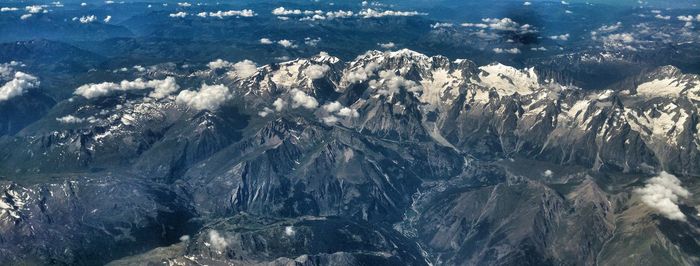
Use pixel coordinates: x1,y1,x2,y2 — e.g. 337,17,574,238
2,0,700,265
1,48,700,265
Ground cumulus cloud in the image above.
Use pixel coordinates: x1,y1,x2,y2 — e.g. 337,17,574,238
430,22,453,28
169,12,187,18
25,5,44,14
378,42,395,49
229,60,258,79
20,14,32,20
654,14,671,20
0,61,22,79
197,10,256,18
322,101,342,113
492,47,521,54
207,59,232,70
73,15,97,23
258,107,274,117
148,77,180,99
482,17,520,31
207,230,229,251
345,62,378,84
272,7,303,16
319,101,359,125
304,64,330,80
74,77,179,99
176,83,232,111
272,7,352,21
177,2,191,7
369,70,420,96
259,38,273,44
304,37,321,47
277,39,296,48
549,33,570,41
103,15,111,23
56,115,85,124
273,98,286,111
636,172,690,221
523,1,532,5
597,32,637,50
0,71,40,102
284,226,295,236
1,7,19,12
462,17,535,35
289,89,318,109
358,8,425,18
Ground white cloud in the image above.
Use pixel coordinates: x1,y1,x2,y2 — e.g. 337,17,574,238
0,72,39,102
259,38,273,44
378,42,395,49
207,59,232,70
177,2,191,7
176,83,232,111
319,101,359,124
80,3,87,7
304,64,330,80
56,115,85,124
549,33,570,41
284,226,295,236
169,12,187,18
148,77,180,99
543,169,553,177
325,10,354,19
523,1,532,5
103,15,111,23
322,101,342,113
73,15,97,23
431,22,453,28
25,5,44,14
230,60,258,79
277,39,296,48
198,10,256,18
272,7,302,16
482,17,519,31
322,115,339,124
345,62,378,83
337,107,359,117
369,70,420,96
74,77,179,99
258,107,274,117
531,46,547,51
0,61,22,79
359,8,425,18
290,89,318,109
655,14,671,20
492,48,521,54
273,98,286,111
461,22,488,28
20,14,32,20
1,7,19,12
636,172,690,221
597,22,622,32
207,230,229,251
605,33,635,43
304,37,321,47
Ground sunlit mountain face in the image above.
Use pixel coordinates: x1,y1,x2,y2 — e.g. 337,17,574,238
1,0,700,265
